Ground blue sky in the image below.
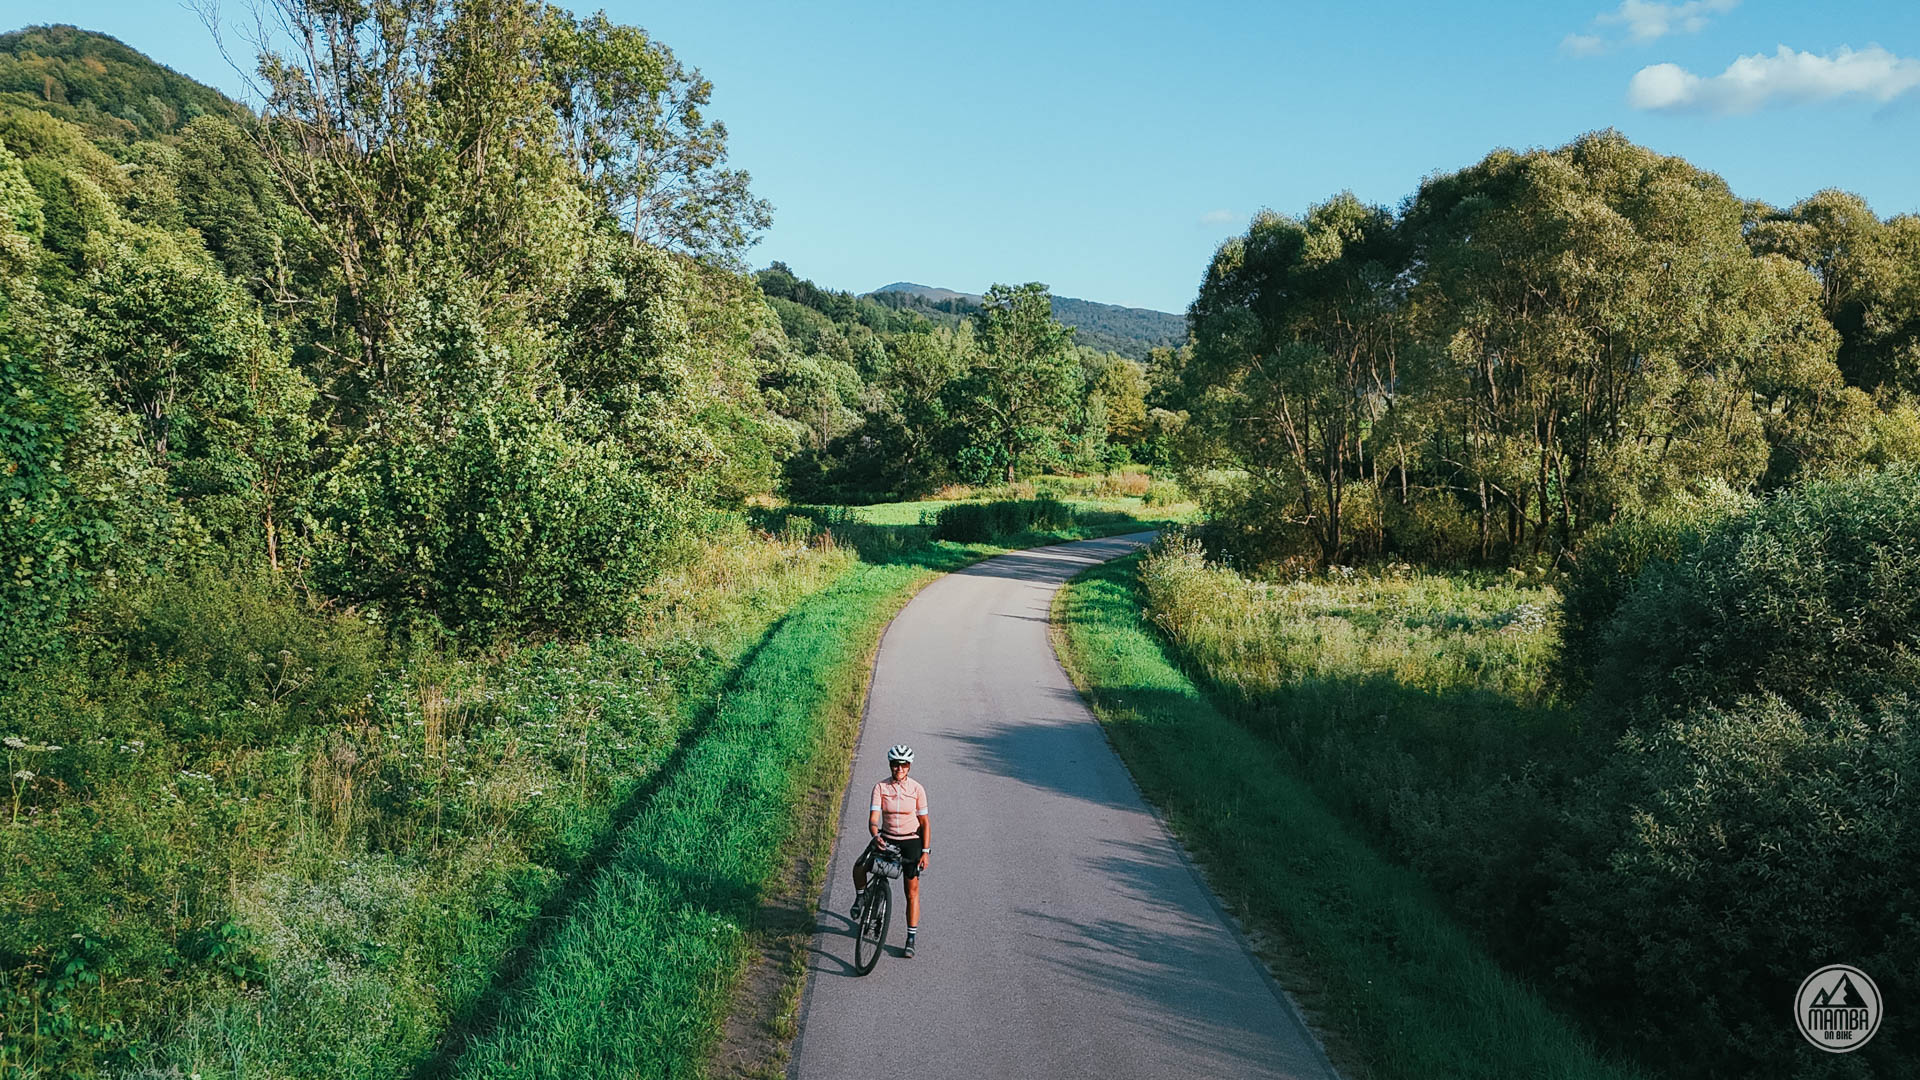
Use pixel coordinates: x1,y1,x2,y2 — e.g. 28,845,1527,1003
28,0,1920,313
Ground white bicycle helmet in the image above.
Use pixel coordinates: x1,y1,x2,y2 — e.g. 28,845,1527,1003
886,744,915,764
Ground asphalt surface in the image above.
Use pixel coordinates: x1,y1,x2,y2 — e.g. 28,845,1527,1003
789,533,1342,1080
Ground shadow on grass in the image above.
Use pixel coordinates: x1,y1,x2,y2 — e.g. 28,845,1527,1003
408,610,795,1080
1085,558,1659,1028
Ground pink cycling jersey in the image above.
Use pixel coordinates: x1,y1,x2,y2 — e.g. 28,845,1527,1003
870,776,928,840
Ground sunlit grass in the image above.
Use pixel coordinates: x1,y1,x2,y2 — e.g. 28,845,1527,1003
1054,555,1644,1080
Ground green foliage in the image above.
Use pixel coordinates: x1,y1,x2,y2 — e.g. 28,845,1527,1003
98,568,383,747
1750,190,1920,396
930,496,1075,542
0,337,108,664
1553,483,1752,698
170,114,289,292
316,399,687,640
62,228,318,566
1552,691,1916,1078
541,11,771,259
0,25,239,143
1187,193,1404,564
1183,132,1897,570
1593,466,1920,720
945,282,1079,483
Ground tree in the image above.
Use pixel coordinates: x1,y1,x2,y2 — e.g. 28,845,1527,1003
542,11,771,260
1186,194,1404,562
1749,190,1920,395
61,229,317,568
946,282,1076,482
1401,132,1842,558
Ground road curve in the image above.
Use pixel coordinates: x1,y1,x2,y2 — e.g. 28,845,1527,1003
789,533,1341,1080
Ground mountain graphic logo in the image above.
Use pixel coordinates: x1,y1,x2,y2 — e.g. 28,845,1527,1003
1811,976,1860,1009
1796,965,1883,1053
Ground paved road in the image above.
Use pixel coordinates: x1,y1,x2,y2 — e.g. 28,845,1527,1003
789,533,1341,1080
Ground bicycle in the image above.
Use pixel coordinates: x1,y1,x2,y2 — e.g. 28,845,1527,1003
851,840,903,975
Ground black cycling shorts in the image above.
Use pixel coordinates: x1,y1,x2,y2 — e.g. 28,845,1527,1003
860,835,924,880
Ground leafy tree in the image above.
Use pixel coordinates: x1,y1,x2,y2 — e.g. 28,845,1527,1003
542,11,771,260
170,115,289,294
1749,190,1920,395
1186,194,1404,562
946,282,1077,482
251,0,594,413
1401,132,1848,558
60,229,317,568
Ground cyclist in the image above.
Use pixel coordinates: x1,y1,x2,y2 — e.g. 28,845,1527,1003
852,744,931,957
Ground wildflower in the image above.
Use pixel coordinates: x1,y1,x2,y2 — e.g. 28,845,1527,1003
13,770,33,782
2,736,23,750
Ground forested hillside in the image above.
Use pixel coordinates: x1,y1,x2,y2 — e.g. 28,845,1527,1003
0,25,239,140
868,280,1186,360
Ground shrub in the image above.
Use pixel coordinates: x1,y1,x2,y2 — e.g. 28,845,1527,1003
1381,489,1479,565
931,496,1074,543
1555,482,1751,698
316,400,690,640
1141,479,1185,507
98,568,383,748
1592,466,1920,721
1551,691,1918,1077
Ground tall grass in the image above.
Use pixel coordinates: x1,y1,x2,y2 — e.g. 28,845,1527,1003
2,524,856,1078
439,557,941,1079
1132,535,1593,973
1055,554,1643,1080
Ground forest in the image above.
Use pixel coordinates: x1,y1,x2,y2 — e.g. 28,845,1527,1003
2,2,1917,1077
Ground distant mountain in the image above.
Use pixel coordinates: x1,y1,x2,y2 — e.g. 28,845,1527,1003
872,282,983,306
867,282,1186,362
0,24,243,143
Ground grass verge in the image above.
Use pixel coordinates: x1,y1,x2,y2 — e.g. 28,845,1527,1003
1051,553,1646,1080
434,525,1159,1078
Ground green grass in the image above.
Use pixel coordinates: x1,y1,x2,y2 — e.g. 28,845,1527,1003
437,558,936,1078
423,515,1169,1077
825,493,1190,527
1053,553,1645,1080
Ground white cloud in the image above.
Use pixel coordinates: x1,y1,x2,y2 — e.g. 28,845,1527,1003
1199,209,1236,226
1561,33,1607,57
1601,0,1739,43
1629,44,1920,113
1566,0,1736,56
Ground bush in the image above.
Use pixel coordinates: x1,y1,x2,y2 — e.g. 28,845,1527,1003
1551,691,1918,1077
1592,467,1920,721
316,400,690,640
1549,466,1920,1075
931,497,1074,543
1555,482,1751,698
98,568,383,748
1141,479,1185,507
1381,489,1479,565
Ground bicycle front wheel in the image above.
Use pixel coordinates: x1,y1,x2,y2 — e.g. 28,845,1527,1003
853,883,890,975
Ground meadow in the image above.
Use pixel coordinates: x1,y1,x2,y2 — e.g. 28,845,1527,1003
1055,552,1641,1080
